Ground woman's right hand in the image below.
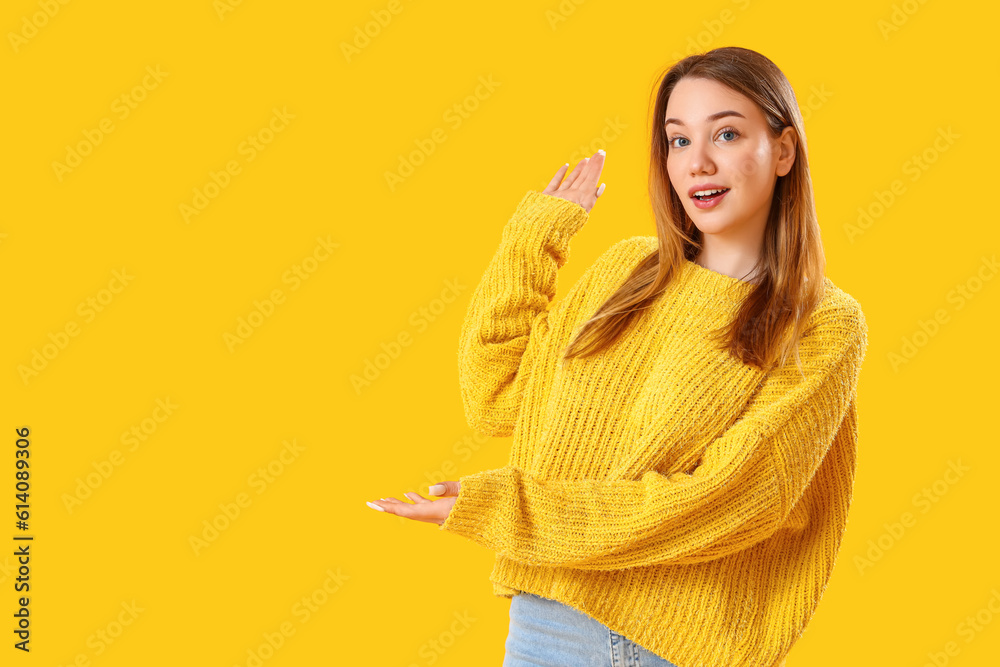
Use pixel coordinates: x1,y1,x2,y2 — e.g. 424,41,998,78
542,149,607,214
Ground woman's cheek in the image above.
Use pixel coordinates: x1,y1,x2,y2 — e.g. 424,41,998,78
732,155,763,189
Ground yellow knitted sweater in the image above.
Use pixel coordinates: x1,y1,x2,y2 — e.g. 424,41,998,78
440,190,869,667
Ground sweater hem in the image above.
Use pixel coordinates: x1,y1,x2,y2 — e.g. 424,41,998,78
489,557,793,667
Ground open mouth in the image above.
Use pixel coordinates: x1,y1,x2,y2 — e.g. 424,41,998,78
692,188,730,202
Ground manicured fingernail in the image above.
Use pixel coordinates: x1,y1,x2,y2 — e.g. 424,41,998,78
429,484,446,495
597,149,605,155
366,501,385,512
596,183,606,197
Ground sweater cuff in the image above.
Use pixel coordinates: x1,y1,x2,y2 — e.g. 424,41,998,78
505,191,590,264
438,467,514,545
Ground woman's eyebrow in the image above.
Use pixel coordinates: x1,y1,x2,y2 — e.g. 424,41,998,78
664,110,746,127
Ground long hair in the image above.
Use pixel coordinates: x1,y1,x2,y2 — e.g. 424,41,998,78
562,46,826,375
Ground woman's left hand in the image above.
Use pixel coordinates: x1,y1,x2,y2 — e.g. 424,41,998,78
366,481,461,526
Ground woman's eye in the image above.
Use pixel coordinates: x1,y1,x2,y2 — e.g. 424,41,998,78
667,128,739,149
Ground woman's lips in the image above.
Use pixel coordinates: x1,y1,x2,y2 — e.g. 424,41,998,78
691,188,730,209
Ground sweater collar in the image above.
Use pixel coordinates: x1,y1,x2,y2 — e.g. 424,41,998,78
679,258,757,304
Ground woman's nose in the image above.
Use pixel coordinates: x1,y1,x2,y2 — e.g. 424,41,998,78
687,146,714,176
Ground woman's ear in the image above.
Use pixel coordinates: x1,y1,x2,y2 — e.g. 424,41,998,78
775,126,797,178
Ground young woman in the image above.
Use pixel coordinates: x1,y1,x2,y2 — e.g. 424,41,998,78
367,46,868,667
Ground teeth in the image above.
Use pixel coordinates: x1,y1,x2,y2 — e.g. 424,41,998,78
693,188,728,197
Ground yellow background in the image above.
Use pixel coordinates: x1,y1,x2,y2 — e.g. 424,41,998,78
2,0,998,664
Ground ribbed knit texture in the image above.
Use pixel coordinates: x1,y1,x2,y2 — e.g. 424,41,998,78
441,190,869,667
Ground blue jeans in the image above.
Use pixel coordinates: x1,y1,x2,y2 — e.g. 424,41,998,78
503,592,680,667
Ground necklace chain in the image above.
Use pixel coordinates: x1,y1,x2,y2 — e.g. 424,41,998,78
694,252,758,284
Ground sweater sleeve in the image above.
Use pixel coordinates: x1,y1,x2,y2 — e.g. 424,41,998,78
457,190,589,437
441,298,869,570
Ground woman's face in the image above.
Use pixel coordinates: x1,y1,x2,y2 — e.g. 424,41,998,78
664,76,795,238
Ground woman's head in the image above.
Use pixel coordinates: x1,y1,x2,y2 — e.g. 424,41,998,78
662,76,796,254
651,47,812,271
564,46,827,374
